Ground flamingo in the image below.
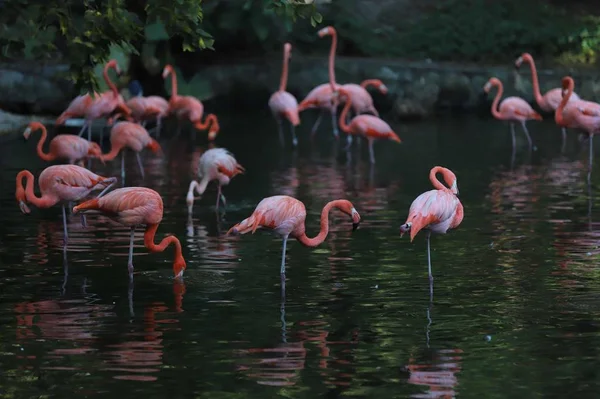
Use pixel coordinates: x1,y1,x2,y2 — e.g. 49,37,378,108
298,26,342,138
23,122,103,165
399,166,463,295
483,77,542,150
186,148,245,212
226,195,361,275
515,53,581,147
72,187,186,280
340,79,388,118
555,76,600,172
268,42,300,147
15,165,117,242
100,121,162,180
162,64,220,141
335,87,401,164
126,80,170,138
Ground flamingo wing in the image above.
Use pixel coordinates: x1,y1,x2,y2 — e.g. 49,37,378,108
227,195,306,236
93,187,163,226
404,190,461,240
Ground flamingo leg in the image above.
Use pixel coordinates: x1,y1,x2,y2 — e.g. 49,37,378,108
62,205,69,244
216,184,221,210
81,214,87,228
136,152,145,178
310,110,324,137
561,127,567,153
275,116,285,146
62,246,68,296
520,121,533,150
217,185,226,209
510,123,516,151
156,116,162,139
141,121,147,128
290,124,298,147
368,138,376,164
345,133,353,150
589,134,595,177
280,235,289,275
128,278,135,318
97,177,117,198
77,122,88,137
121,151,126,182
426,230,433,297
331,107,339,138
128,227,135,280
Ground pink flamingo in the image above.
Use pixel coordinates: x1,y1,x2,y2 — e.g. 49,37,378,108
399,166,463,294
186,148,245,212
15,164,117,242
555,76,600,172
298,26,342,138
162,64,220,141
336,87,401,164
73,187,186,280
126,96,169,138
483,77,542,150
100,121,162,180
340,79,388,118
23,122,103,165
515,53,580,147
268,42,301,146
227,195,361,275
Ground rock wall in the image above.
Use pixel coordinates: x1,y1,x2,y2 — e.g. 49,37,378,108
0,56,598,120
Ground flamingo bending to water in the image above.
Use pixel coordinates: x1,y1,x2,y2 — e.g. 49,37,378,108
335,87,401,164
483,77,542,150
399,166,463,294
100,121,162,180
186,148,245,212
15,165,117,242
556,76,600,172
227,195,361,275
341,79,388,118
268,43,301,146
515,53,580,147
162,65,220,141
298,26,341,138
23,122,103,165
73,187,186,279
126,80,170,138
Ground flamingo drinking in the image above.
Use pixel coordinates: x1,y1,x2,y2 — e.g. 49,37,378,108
186,148,245,212
15,165,117,242
268,42,300,147
73,187,186,280
227,195,361,275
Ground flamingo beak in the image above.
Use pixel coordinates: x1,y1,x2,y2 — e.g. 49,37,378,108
351,208,361,231
19,200,31,214
208,130,217,141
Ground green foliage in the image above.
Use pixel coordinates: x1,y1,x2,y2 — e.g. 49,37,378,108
0,0,321,93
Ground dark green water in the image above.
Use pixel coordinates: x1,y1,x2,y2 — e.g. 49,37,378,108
2,111,600,398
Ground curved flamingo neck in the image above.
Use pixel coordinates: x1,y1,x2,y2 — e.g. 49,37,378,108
327,31,337,91
429,167,452,191
360,79,379,89
524,56,544,107
104,63,119,96
338,95,353,133
194,177,210,196
297,200,346,247
100,142,124,161
144,223,184,266
555,79,573,126
31,126,54,161
279,47,290,92
489,82,504,119
195,114,218,131
16,170,56,208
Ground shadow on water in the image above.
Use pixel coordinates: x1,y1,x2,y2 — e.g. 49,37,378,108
3,110,600,397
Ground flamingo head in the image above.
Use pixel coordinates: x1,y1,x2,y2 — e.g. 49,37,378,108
162,65,173,79
483,78,500,94
318,26,336,38
173,254,187,279
514,52,532,69
442,167,459,195
23,122,44,140
15,186,30,214
284,42,292,60
87,142,105,164
335,200,361,231
376,81,389,95
147,139,162,155
106,59,121,75
207,117,220,141
561,77,574,98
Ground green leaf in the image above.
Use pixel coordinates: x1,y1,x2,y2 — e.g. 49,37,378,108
145,20,170,41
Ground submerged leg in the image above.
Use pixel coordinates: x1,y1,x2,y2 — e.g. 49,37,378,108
331,108,339,138
291,124,298,147
128,227,135,281
62,205,69,244
81,214,87,228
121,151,126,182
510,123,516,151
276,116,284,146
136,152,145,178
310,110,324,138
216,184,222,210
345,133,353,150
368,139,376,164
561,127,567,153
156,117,162,139
520,121,533,150
280,235,289,275
426,230,433,296
589,134,594,171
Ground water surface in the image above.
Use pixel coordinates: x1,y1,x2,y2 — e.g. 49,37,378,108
1,111,600,398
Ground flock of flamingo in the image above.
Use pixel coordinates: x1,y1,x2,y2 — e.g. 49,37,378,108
20,24,594,296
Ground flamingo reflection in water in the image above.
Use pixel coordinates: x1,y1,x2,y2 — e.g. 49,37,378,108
406,348,463,399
